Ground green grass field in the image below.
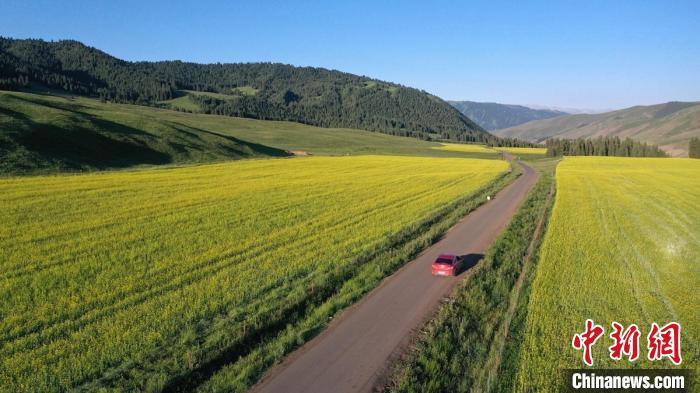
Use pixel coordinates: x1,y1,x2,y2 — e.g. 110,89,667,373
230,86,258,96
158,89,261,111
0,155,508,392
158,92,202,112
515,157,699,391
1,90,498,174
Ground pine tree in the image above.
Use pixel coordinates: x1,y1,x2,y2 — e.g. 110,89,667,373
545,136,667,157
690,137,700,158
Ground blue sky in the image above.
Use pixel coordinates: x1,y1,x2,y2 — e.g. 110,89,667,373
2,0,699,110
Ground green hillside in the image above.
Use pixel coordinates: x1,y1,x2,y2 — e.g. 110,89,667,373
493,101,700,156
0,91,286,174
0,91,499,174
0,37,489,141
449,100,567,130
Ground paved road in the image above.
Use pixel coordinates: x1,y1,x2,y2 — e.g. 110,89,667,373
251,161,538,393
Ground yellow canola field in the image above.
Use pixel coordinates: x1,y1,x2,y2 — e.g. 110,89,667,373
0,155,507,391
516,157,699,391
496,146,547,156
432,143,496,154
433,143,547,157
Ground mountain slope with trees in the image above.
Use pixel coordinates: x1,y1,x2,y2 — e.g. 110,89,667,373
448,100,567,130
0,37,490,141
0,91,290,174
1,90,510,175
492,101,700,156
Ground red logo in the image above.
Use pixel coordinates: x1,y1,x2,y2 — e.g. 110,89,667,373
647,322,682,365
572,319,605,366
573,320,682,366
609,322,640,361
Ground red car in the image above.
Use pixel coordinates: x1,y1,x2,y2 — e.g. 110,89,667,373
431,254,464,276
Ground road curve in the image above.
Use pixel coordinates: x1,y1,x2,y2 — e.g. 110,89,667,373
251,160,539,393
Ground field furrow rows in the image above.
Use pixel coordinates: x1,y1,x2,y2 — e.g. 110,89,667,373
0,155,507,391
0,171,468,347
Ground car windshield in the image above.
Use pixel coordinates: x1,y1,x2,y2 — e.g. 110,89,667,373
435,257,453,264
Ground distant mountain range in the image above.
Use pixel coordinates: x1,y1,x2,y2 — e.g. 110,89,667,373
523,104,613,114
492,101,700,156
448,101,567,130
0,37,488,142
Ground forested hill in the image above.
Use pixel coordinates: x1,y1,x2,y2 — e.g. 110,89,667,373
448,100,567,130
0,37,488,141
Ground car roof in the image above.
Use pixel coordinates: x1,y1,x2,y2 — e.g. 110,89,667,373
437,254,456,259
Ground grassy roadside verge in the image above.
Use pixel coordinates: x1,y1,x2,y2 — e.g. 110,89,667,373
492,159,557,393
145,163,519,392
385,158,558,393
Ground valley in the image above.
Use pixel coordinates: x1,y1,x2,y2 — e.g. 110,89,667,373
1,10,698,391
